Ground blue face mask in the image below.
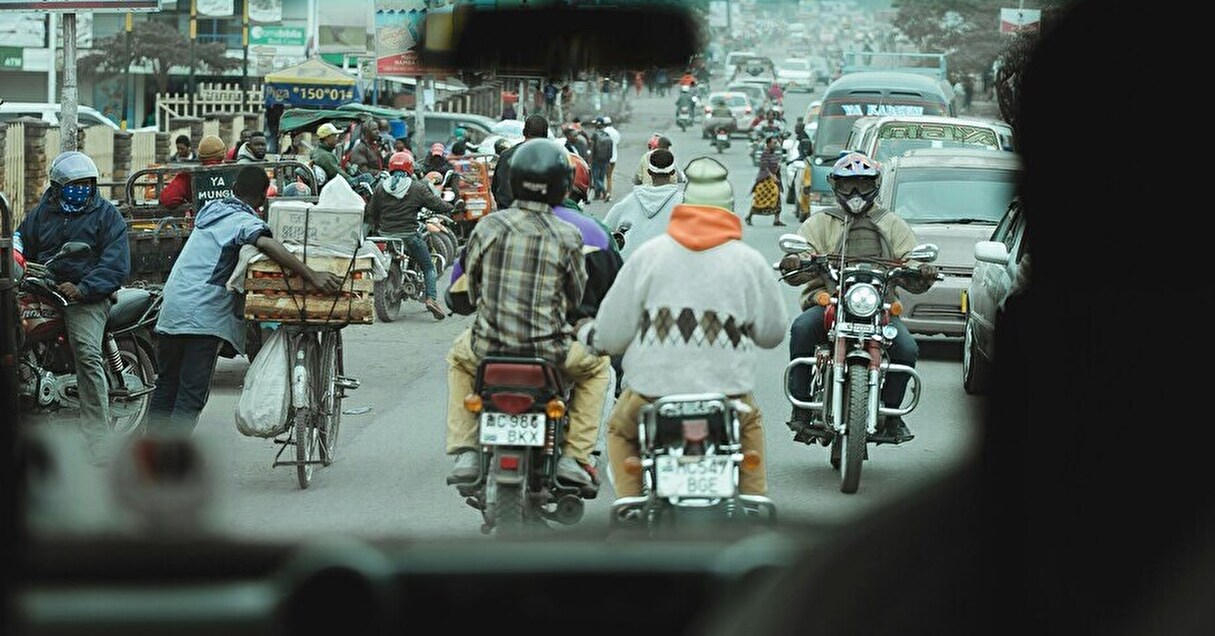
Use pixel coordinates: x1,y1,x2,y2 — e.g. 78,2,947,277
59,183,94,213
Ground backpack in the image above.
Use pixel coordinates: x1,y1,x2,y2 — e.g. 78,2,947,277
592,130,613,162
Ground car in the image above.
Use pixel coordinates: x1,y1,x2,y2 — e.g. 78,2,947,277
806,55,832,85
843,114,1009,165
727,82,769,114
875,147,1024,339
407,111,498,152
776,58,815,92
0,101,157,132
701,90,755,137
962,196,1028,394
723,50,758,80
729,54,778,87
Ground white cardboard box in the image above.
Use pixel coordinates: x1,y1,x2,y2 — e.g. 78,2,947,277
267,201,365,253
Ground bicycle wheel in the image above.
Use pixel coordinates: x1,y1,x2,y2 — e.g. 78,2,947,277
293,334,321,489
319,329,343,466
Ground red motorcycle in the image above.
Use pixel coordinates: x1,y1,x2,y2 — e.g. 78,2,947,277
17,242,160,436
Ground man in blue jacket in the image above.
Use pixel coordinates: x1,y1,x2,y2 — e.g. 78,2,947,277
149,166,343,436
14,152,130,465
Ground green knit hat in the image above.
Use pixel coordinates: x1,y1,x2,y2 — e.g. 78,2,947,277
682,156,734,213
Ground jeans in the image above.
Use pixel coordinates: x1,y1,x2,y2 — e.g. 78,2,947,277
788,306,918,409
63,300,112,456
148,334,222,436
591,159,609,196
400,232,437,301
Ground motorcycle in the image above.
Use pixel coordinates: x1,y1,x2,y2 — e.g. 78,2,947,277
713,126,731,154
451,356,599,535
776,233,940,494
610,393,776,532
17,242,160,436
676,105,693,132
369,218,455,323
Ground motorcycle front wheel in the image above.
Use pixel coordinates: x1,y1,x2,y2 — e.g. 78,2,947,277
840,361,868,494
373,262,404,322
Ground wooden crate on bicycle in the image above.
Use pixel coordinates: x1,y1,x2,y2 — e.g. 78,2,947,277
244,254,376,324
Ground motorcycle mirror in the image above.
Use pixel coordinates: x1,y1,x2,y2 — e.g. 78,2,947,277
55,242,92,260
907,243,939,262
778,233,811,254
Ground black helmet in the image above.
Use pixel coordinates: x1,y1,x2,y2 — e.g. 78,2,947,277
509,139,570,206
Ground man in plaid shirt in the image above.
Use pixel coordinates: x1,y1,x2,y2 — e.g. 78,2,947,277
444,139,611,488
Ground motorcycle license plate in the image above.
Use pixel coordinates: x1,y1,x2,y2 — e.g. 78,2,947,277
655,456,734,498
479,412,546,446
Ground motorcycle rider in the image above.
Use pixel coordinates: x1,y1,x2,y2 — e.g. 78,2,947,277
347,120,385,178
14,152,130,465
675,85,696,119
366,150,462,321
311,122,364,189
490,114,549,210
443,139,611,487
419,142,461,201
604,148,683,260
576,156,787,499
779,152,938,444
150,167,343,436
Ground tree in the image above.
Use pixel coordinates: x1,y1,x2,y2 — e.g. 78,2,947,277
80,20,243,95
891,1,1072,84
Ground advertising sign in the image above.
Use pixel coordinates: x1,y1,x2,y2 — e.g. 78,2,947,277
1000,8,1041,33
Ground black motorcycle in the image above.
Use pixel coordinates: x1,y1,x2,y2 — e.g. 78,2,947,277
452,356,599,535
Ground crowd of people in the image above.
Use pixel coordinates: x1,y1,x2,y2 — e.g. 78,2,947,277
15,93,936,515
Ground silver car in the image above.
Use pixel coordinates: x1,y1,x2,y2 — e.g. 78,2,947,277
876,147,1023,339
963,197,1029,394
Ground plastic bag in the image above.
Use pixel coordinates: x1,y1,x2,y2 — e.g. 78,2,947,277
235,329,291,438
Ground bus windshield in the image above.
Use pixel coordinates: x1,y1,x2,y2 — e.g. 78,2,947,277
813,98,948,158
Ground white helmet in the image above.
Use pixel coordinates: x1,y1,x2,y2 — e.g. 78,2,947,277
49,151,99,186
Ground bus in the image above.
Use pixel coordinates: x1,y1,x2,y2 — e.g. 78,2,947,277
806,70,956,211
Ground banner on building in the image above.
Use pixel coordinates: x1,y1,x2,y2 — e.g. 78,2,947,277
374,1,427,76
1000,8,1041,33
248,0,282,23
197,0,234,18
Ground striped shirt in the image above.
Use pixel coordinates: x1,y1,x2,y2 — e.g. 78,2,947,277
465,200,587,362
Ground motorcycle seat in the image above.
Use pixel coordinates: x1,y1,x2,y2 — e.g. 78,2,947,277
107,288,154,330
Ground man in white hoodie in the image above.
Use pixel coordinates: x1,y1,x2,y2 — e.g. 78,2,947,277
602,148,684,260
577,156,788,498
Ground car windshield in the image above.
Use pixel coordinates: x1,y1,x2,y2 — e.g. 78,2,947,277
889,166,1019,224
13,2,1184,634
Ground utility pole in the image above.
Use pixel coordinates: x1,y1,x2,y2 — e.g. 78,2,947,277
189,0,197,111
47,12,57,104
241,0,249,110
414,74,425,149
122,12,132,130
61,12,79,152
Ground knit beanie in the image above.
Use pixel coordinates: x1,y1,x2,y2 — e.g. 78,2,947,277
682,156,734,213
197,135,227,162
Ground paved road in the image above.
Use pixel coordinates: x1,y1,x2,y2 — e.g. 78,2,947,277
26,87,983,542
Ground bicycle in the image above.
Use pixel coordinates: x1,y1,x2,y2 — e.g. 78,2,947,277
272,324,361,489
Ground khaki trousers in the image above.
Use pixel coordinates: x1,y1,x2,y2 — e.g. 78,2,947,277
445,328,610,464
606,389,768,497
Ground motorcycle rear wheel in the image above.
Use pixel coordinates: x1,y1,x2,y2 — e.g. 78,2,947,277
840,362,868,494
373,262,404,322
111,337,155,436
488,476,525,536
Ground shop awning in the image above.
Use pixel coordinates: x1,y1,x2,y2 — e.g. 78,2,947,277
264,59,363,108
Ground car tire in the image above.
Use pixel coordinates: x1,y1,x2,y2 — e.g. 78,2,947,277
962,316,991,395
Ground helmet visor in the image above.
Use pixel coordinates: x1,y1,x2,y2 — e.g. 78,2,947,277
833,176,878,197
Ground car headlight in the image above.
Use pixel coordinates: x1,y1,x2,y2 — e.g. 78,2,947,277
844,283,881,318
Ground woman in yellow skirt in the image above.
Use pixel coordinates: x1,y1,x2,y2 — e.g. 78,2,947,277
748,134,786,226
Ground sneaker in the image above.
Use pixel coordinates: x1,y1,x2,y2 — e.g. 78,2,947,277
872,417,914,444
447,449,479,483
424,298,447,321
555,456,593,486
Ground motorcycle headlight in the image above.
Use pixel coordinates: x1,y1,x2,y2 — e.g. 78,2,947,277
844,283,881,318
